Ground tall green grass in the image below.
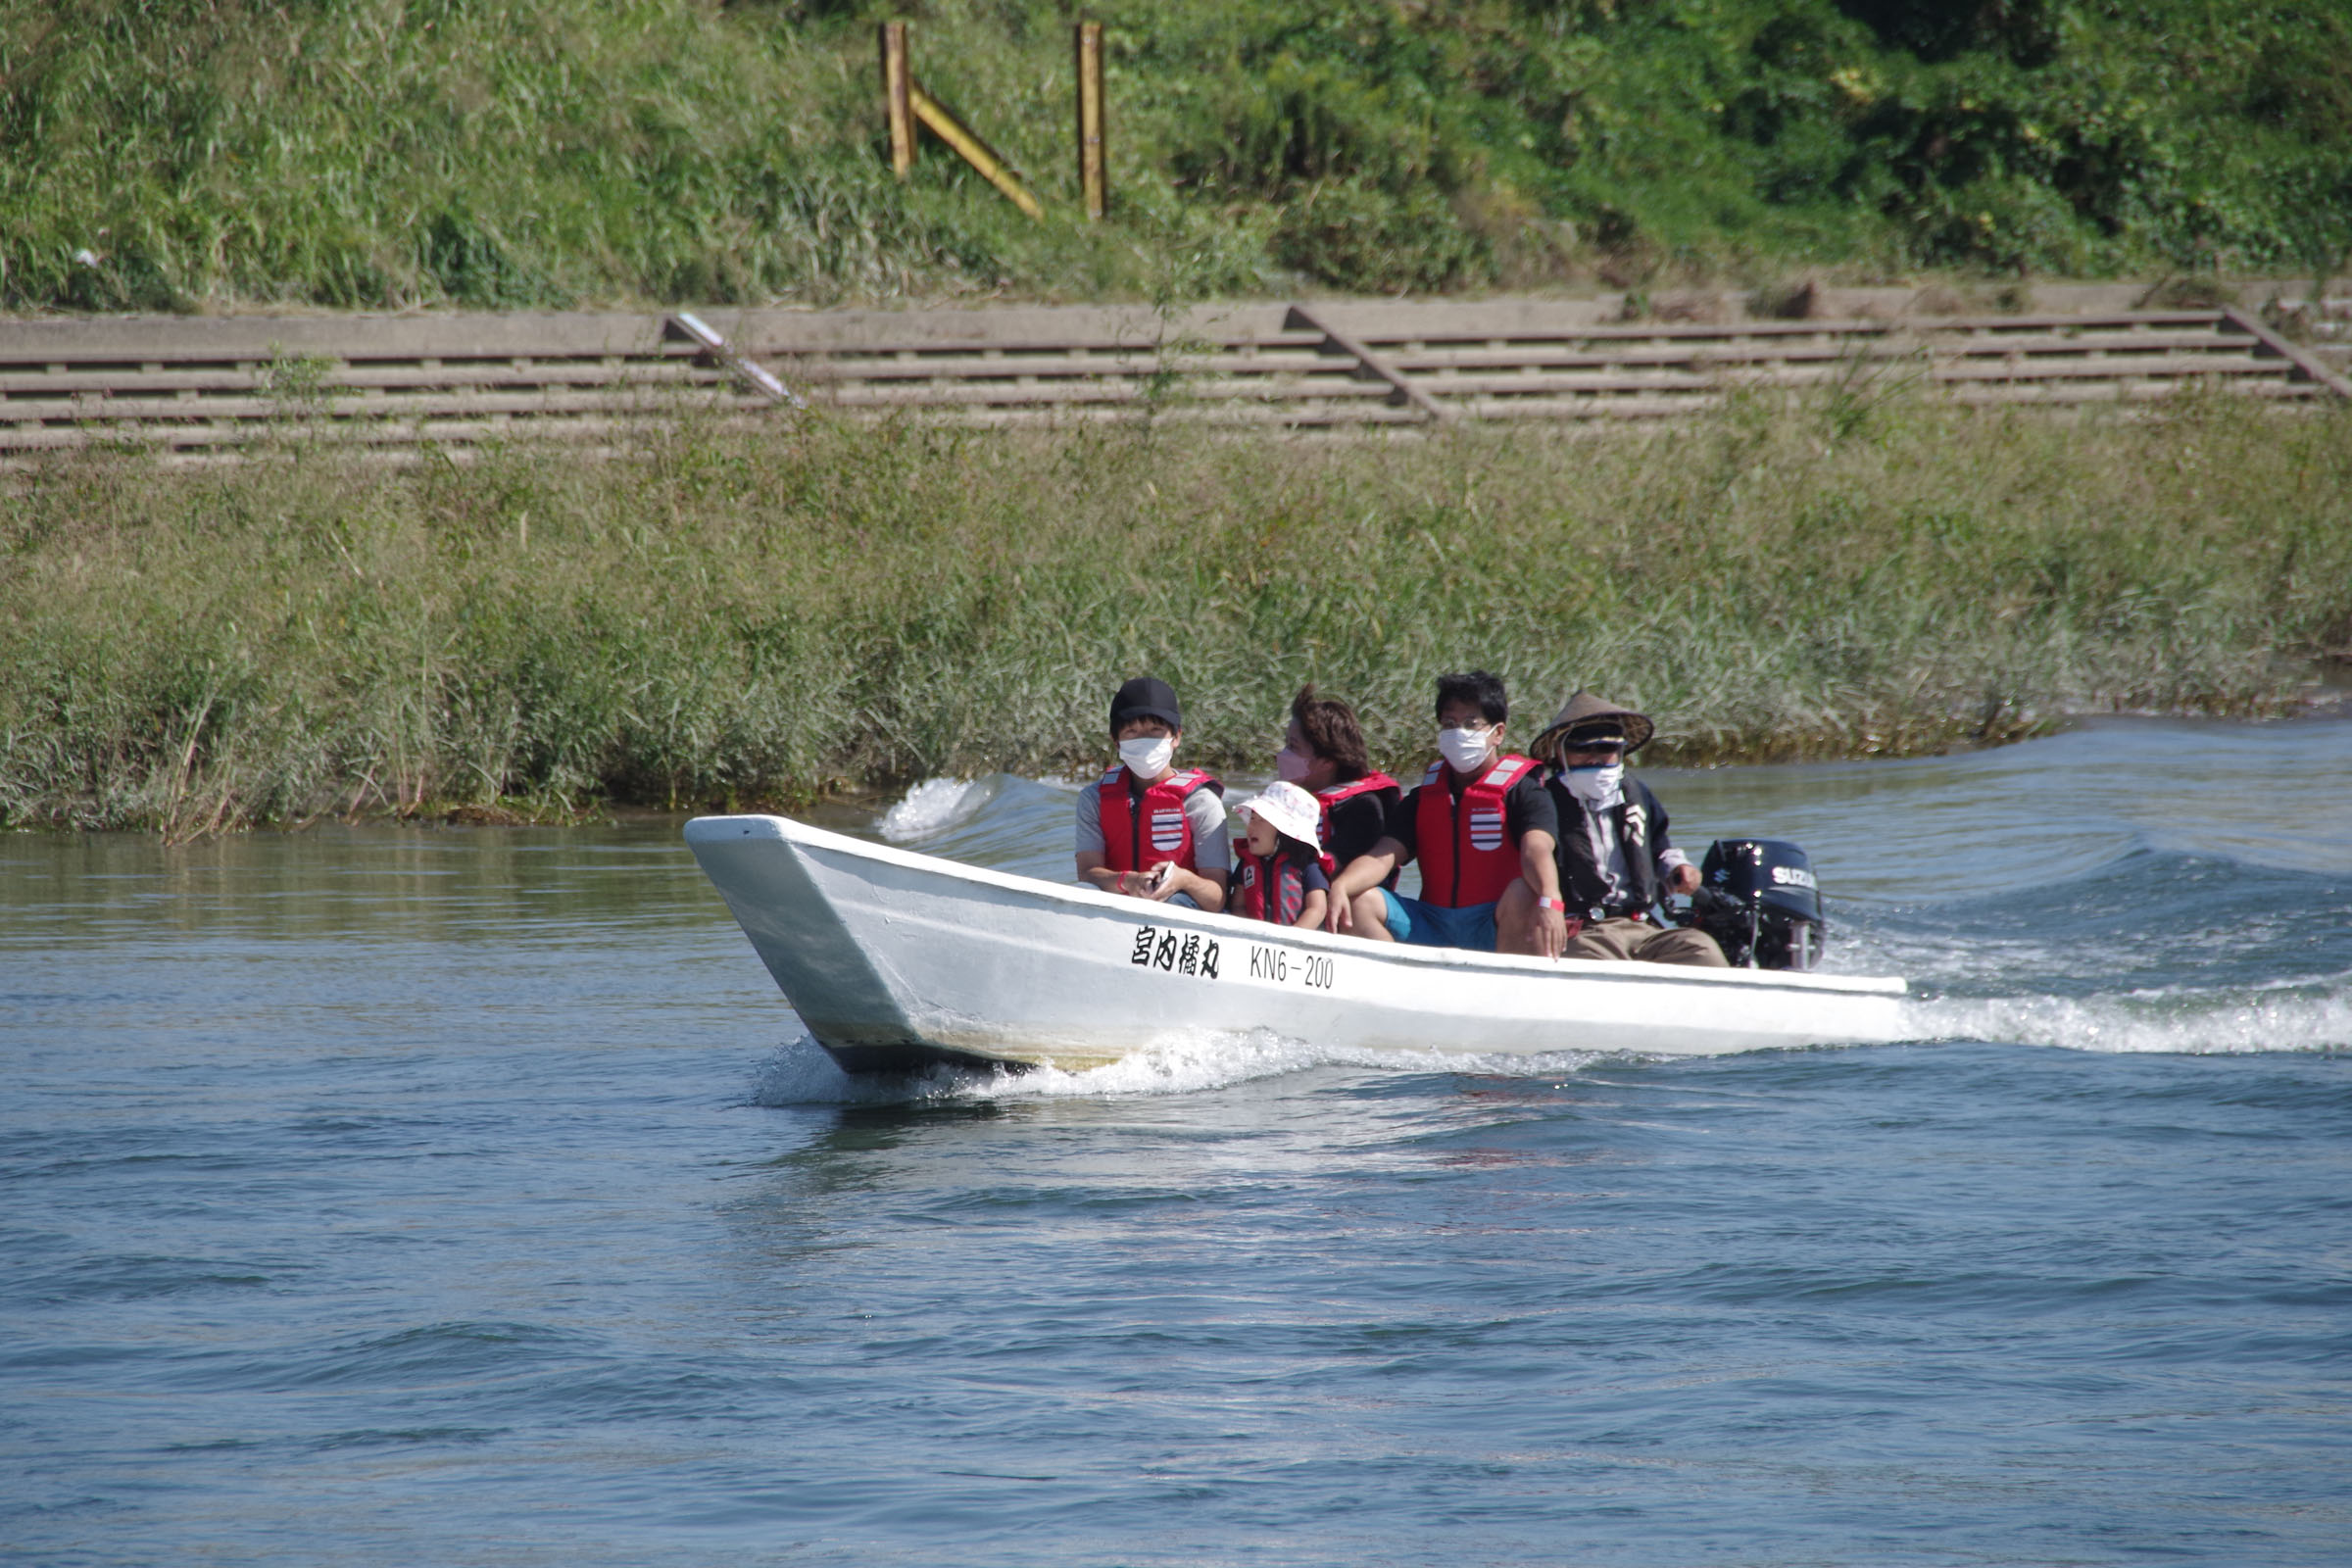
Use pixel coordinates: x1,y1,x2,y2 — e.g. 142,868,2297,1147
4,0,2347,311
3,395,2346,835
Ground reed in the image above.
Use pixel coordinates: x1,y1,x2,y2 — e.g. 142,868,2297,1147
2,394,2346,834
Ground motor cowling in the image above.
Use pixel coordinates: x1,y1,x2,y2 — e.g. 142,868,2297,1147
1690,839,1826,970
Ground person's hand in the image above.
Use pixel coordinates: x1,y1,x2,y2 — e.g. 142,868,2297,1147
1324,888,1354,934
1138,862,1183,903
1668,862,1701,897
1536,903,1567,959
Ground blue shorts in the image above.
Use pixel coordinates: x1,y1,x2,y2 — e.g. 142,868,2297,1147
1380,889,1498,953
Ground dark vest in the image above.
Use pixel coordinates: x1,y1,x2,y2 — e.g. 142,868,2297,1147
1546,770,1667,918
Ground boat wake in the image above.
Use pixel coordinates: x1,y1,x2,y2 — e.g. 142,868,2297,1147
1903,979,2352,1055
740,976,2349,1107
1840,843,2352,1054
746,1030,1615,1105
871,773,1089,883
878,777,1003,841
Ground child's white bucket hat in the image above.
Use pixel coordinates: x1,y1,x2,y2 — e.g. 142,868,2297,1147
1234,780,1322,848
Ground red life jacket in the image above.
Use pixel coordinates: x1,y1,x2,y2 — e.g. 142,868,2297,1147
1411,754,1537,907
1314,771,1402,852
1096,765,1221,873
1235,847,1314,925
1317,770,1403,889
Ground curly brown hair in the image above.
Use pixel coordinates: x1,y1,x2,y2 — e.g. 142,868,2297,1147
1290,684,1370,780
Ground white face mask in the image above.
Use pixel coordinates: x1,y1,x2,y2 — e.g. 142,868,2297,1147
1437,726,1494,774
1562,762,1624,806
1274,747,1312,784
1118,735,1175,778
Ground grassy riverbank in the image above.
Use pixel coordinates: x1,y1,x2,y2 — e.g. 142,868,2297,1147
6,0,2347,311
3,395,2347,836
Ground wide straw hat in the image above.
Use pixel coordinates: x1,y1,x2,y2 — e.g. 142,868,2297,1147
1233,781,1323,849
1530,689,1655,765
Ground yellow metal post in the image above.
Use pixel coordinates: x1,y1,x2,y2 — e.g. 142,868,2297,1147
881,23,913,177
1075,22,1105,220
908,81,1045,220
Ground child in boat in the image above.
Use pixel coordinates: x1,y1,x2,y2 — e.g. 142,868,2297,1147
1075,675,1229,911
1230,781,1332,929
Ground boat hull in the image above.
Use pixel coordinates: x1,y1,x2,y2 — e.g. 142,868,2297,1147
685,813,1910,1073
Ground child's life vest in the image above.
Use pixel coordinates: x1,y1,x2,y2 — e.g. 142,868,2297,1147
1235,845,1327,925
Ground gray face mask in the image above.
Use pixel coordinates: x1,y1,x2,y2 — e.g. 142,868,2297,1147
1562,762,1624,806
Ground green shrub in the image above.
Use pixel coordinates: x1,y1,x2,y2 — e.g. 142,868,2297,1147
6,0,2346,311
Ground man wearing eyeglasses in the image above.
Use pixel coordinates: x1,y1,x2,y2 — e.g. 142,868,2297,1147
1322,670,1562,954
1500,690,1727,965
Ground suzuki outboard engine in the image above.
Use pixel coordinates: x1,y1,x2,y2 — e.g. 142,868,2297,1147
1690,839,1826,970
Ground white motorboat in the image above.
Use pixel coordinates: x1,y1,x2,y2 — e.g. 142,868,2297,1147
685,812,1910,1073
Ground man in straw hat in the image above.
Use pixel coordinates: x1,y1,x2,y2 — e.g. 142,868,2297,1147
1497,690,1728,966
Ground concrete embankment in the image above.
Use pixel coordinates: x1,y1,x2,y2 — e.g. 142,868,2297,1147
4,283,2346,470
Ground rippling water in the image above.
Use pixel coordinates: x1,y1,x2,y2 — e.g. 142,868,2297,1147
5,714,2348,1564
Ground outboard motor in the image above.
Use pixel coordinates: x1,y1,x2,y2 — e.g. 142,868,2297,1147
1690,839,1826,970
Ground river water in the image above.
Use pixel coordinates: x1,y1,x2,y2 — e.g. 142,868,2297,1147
5,714,2347,1565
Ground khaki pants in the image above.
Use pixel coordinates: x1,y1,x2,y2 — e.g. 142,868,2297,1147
1560,917,1728,967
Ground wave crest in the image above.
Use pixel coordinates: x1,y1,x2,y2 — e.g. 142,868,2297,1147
878,777,998,842
1907,983,2352,1054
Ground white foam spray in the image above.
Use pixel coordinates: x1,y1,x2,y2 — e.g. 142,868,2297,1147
878,777,996,842
1905,982,2352,1054
746,1030,1612,1106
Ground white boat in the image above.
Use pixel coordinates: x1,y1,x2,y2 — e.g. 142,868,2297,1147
685,812,1911,1073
